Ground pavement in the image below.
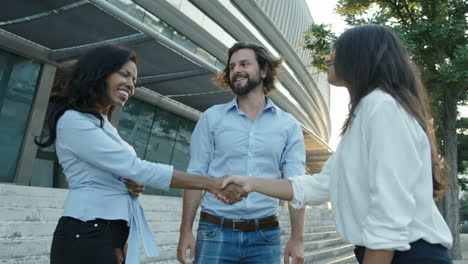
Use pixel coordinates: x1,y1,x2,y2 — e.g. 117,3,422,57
454,234,468,263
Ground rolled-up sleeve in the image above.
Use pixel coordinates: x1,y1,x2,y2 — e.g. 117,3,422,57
288,154,334,208
57,113,173,190
281,120,306,178
361,100,420,250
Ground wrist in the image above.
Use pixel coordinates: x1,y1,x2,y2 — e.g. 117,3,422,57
290,234,304,242
207,177,220,194
180,225,193,233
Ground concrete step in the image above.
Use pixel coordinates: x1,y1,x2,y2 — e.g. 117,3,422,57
305,243,355,263
314,253,357,264
0,255,49,264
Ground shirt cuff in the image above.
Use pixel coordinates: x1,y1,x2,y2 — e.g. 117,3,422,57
288,176,307,208
148,163,174,191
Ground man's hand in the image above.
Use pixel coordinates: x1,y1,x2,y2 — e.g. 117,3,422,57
211,176,249,204
218,182,248,204
284,237,304,264
177,230,196,264
122,179,145,197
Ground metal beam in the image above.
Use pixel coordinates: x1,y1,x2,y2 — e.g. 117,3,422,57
15,64,57,185
138,68,211,86
133,87,201,122
0,29,53,64
306,158,328,162
306,153,333,157
49,33,152,61
88,0,219,73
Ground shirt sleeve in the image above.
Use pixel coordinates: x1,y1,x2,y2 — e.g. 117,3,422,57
281,120,306,178
361,100,421,251
288,153,335,208
187,112,214,175
57,113,173,190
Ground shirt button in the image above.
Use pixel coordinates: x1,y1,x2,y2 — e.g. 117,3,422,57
76,234,80,238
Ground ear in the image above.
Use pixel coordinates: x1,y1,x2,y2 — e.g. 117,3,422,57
260,67,267,79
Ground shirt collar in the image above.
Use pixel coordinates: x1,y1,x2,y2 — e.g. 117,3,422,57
225,96,278,114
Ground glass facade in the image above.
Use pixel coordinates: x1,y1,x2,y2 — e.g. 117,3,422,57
118,97,196,197
0,50,41,182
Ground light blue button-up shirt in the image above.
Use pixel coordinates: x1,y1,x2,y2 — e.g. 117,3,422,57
56,110,174,264
188,97,305,219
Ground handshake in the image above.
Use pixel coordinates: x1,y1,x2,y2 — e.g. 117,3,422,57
210,175,252,205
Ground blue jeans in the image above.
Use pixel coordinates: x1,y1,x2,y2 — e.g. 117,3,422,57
354,239,452,264
195,220,281,264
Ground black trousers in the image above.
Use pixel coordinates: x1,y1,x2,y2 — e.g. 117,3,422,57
50,216,129,264
354,239,452,264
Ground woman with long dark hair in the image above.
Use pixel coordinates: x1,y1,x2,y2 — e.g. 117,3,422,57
36,44,242,264
221,25,453,263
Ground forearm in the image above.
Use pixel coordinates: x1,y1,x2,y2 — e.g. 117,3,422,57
180,189,204,232
363,248,394,264
288,204,306,240
170,170,219,193
251,178,294,201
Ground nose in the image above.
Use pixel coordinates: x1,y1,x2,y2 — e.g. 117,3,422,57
126,78,135,95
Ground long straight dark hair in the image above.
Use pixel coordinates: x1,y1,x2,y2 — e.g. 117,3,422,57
334,24,448,198
35,44,137,147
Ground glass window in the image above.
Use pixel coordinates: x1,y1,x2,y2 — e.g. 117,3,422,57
118,98,155,157
0,49,41,182
117,98,196,197
171,118,195,172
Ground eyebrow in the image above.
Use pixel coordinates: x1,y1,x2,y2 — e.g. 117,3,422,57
121,68,138,83
229,59,250,66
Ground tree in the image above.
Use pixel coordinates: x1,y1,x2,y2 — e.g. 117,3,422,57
303,0,467,259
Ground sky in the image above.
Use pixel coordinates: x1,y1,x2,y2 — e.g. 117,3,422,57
306,0,348,150
305,0,467,150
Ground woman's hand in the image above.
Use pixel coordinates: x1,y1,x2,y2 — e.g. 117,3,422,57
122,179,145,197
220,175,254,194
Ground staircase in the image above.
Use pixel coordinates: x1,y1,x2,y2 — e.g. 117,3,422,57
0,184,356,264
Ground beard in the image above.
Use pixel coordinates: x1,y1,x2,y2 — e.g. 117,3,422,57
229,74,262,96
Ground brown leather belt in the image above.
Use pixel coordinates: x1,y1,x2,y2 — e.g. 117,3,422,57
200,211,279,232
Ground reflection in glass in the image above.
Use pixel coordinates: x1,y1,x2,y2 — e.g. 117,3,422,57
117,98,196,197
0,50,41,182
119,98,155,157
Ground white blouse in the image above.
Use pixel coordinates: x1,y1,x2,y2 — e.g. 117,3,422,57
290,89,452,251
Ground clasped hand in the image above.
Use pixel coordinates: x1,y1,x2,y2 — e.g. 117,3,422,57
211,175,251,205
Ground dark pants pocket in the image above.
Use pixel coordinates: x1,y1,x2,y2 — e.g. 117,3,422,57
50,217,129,264
354,239,452,264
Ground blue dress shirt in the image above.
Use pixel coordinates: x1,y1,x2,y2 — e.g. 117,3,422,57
56,110,174,264
188,97,305,219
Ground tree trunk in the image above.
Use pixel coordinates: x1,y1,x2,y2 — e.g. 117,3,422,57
438,89,461,260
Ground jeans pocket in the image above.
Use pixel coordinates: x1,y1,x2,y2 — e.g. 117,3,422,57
259,228,281,244
197,221,220,241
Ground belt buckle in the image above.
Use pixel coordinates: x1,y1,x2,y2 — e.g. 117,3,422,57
231,220,245,232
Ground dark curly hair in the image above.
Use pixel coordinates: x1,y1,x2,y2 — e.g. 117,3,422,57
35,44,137,147
216,42,283,95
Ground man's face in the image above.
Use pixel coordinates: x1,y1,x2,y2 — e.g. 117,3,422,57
228,49,266,96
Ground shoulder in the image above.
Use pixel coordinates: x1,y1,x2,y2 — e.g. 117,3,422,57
358,89,400,116
58,110,100,129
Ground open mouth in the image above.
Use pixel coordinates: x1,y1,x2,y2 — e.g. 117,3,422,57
233,75,248,85
117,89,130,101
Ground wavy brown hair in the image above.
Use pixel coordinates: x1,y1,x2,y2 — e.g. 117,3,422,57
335,24,448,199
216,42,283,95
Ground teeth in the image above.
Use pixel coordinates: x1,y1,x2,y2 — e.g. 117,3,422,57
118,90,129,98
